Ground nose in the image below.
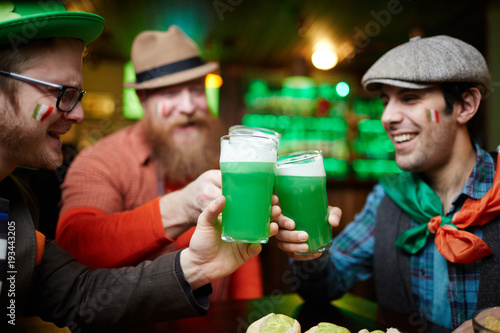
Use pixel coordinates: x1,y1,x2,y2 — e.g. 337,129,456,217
62,103,84,124
380,101,403,126
177,88,196,115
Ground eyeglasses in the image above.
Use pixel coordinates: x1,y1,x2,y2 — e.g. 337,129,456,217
0,69,86,112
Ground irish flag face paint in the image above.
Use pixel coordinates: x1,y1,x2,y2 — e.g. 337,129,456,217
156,102,168,118
426,109,440,123
32,104,54,123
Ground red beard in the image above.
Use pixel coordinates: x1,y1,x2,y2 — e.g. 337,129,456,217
141,111,224,186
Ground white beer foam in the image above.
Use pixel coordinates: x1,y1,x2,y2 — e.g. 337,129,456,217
220,135,277,162
276,153,325,177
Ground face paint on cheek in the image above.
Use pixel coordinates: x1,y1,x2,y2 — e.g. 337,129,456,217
156,102,167,118
32,104,54,123
426,109,440,123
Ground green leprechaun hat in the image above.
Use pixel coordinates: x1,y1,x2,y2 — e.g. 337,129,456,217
0,0,105,47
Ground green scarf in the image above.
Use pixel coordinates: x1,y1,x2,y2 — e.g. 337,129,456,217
380,152,500,264
380,171,455,255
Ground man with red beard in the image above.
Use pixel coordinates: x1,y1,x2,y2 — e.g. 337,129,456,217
56,26,264,301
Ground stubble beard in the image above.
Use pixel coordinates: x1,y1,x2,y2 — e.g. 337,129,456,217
0,111,63,171
394,129,454,174
142,111,224,186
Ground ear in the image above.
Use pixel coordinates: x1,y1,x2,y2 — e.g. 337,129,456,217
456,87,481,124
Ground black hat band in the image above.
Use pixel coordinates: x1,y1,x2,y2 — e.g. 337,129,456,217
135,56,205,83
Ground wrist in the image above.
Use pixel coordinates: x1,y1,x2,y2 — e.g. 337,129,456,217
180,184,202,222
179,248,210,290
159,192,196,238
167,185,199,221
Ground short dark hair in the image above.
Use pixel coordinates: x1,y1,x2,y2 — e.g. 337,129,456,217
441,82,478,114
440,82,484,145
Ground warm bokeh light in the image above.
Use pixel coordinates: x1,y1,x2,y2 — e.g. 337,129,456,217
205,74,222,117
206,73,223,88
311,49,338,70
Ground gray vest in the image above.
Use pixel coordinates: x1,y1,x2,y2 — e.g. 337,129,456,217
374,195,500,313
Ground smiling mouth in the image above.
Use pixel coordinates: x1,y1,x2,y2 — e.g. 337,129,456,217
181,121,196,128
393,133,416,143
174,120,199,131
47,131,62,140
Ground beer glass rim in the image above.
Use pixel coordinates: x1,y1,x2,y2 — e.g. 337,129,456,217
277,150,323,166
220,133,278,142
228,125,281,140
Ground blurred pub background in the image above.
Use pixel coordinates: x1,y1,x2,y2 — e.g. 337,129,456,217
24,0,500,297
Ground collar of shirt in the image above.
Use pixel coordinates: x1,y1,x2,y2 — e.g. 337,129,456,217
450,145,496,215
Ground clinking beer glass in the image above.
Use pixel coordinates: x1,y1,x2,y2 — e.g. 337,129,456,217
274,150,332,254
228,125,281,144
220,133,278,243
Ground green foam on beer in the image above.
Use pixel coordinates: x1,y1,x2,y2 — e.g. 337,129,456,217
316,322,350,333
261,314,294,332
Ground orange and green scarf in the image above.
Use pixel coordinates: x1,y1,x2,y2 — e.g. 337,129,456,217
380,154,500,264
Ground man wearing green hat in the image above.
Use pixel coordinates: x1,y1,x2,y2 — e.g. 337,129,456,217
0,1,277,331
274,35,500,331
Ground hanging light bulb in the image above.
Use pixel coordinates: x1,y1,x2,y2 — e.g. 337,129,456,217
311,49,338,70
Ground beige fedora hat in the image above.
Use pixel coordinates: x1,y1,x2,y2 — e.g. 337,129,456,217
124,25,219,90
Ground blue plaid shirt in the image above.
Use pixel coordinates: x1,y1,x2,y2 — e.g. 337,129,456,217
291,145,496,330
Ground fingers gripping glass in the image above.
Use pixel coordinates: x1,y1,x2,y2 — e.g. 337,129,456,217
0,70,85,112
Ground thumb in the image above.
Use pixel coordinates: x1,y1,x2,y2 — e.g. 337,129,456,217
198,195,225,228
245,243,263,259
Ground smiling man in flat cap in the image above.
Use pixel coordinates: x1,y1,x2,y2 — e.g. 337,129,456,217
56,26,264,302
274,35,499,331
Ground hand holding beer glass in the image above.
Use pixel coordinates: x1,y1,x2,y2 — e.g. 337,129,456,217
274,150,332,254
220,133,278,243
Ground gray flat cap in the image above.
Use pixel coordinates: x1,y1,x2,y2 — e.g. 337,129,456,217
362,35,490,93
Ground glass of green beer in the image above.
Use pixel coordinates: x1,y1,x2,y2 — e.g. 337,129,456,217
220,134,278,243
229,125,281,144
274,150,332,254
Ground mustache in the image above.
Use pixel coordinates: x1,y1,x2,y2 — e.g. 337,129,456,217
153,111,213,129
47,125,72,134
